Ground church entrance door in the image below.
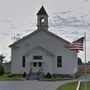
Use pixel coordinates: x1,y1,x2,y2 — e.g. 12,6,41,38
32,62,42,73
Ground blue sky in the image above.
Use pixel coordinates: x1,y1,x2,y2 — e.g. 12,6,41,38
0,0,90,62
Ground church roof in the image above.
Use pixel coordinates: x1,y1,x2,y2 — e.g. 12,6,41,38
37,6,48,16
9,30,70,47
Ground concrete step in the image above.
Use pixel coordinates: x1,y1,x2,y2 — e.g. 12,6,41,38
28,73,39,80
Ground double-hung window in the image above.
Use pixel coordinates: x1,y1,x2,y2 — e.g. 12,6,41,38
57,56,62,67
22,56,26,67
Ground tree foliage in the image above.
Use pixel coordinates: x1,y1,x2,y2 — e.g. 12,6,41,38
0,54,5,75
78,57,83,65
0,54,5,64
0,64,4,75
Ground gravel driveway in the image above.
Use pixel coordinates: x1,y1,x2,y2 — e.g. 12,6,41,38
0,80,77,90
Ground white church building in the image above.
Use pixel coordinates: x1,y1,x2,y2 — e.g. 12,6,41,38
9,6,78,77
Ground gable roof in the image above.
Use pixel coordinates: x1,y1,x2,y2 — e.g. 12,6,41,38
9,30,70,48
25,46,54,56
37,6,48,16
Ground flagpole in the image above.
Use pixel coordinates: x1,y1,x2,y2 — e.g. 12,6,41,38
84,32,87,90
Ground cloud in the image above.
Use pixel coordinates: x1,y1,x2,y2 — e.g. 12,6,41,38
10,26,17,29
2,19,12,23
51,14,90,29
60,10,72,14
80,15,87,18
1,32,14,36
85,0,88,2
49,12,90,43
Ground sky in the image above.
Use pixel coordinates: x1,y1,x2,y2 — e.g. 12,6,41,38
0,0,90,62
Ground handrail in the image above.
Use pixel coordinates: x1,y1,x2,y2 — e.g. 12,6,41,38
26,68,32,80
38,67,43,79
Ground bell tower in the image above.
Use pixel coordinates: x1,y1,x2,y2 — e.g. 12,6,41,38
37,6,48,30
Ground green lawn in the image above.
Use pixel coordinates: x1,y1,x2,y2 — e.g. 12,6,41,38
0,74,25,81
56,81,90,90
80,82,90,90
56,82,78,90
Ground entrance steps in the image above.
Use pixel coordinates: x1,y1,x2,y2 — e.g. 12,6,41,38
27,73,39,80
26,68,44,80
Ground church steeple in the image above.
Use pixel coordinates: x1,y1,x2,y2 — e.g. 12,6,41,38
37,6,48,30
37,6,48,16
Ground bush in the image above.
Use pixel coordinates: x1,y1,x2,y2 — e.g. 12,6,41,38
74,73,80,78
8,74,14,78
46,72,52,78
0,64,4,75
22,72,26,78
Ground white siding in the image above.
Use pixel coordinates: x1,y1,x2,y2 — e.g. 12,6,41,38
11,30,77,75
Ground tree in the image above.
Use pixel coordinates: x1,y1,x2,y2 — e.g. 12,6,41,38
0,64,4,75
78,57,83,65
0,54,5,64
0,54,5,75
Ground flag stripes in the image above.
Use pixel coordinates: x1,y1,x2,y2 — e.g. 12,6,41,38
69,37,85,51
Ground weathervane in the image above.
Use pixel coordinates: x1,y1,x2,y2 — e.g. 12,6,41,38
12,34,21,41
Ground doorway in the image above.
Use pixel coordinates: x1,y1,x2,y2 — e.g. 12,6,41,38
32,62,42,73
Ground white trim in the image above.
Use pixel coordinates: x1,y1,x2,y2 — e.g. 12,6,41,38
30,60,44,62
76,81,80,90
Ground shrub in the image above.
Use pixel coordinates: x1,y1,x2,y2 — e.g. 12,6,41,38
46,72,52,78
8,74,14,78
22,72,26,78
0,64,4,75
74,73,80,78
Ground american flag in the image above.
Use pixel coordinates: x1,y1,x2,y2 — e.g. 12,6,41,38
69,37,85,51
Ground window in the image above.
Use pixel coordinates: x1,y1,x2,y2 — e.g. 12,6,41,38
33,62,37,67
33,56,42,60
57,56,62,67
40,17,45,24
22,56,26,67
38,62,42,67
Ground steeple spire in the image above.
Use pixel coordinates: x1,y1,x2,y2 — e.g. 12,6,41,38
37,6,48,30
37,6,48,16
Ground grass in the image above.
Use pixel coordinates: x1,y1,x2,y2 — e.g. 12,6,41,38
56,81,90,90
0,74,25,81
79,81,90,90
56,82,78,90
